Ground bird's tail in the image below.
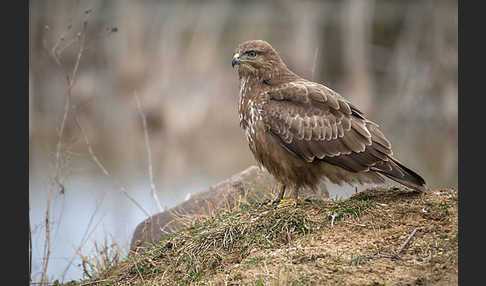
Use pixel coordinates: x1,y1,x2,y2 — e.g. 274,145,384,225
373,157,428,192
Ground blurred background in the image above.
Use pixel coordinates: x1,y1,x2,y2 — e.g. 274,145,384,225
29,0,457,283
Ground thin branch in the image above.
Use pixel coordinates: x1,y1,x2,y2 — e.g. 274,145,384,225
73,115,109,177
377,227,419,260
74,216,111,278
134,92,164,212
41,21,88,286
51,10,93,66
60,194,106,281
395,227,418,256
39,10,121,286
73,113,151,218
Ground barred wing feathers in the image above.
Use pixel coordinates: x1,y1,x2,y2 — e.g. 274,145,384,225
263,81,427,191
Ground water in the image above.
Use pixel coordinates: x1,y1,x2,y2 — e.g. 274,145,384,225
29,165,209,283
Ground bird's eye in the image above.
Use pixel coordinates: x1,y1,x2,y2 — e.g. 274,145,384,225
247,50,257,57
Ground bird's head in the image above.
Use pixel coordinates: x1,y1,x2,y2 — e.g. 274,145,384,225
232,40,295,84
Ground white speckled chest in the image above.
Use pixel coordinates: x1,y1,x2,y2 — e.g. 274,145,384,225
238,77,266,153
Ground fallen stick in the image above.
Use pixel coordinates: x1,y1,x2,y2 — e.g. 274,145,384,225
395,227,418,256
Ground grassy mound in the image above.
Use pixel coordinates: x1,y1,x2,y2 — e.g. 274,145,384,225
61,186,458,286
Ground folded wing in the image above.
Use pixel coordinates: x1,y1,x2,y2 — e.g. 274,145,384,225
263,81,427,191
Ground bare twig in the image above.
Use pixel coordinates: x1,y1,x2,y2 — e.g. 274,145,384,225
60,194,106,281
134,92,164,212
41,20,88,286
395,227,418,256
73,116,109,177
377,227,419,260
51,10,93,66
39,10,123,286
73,113,151,218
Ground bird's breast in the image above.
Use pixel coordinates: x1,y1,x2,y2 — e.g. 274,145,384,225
242,99,264,147
237,77,267,159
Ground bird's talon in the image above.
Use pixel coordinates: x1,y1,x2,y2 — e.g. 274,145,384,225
257,199,279,207
273,198,297,209
257,198,297,209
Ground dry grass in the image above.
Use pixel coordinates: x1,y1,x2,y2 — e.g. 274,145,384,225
59,186,458,286
78,237,125,280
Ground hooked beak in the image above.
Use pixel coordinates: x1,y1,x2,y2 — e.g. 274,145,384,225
232,53,240,68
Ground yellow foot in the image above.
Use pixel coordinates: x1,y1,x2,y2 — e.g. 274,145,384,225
275,198,298,208
258,198,298,209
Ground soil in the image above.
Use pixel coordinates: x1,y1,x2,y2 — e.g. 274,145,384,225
61,186,458,286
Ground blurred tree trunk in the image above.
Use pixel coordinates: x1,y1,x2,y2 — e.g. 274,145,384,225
341,0,374,114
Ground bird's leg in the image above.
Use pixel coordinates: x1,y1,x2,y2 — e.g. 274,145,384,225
260,183,285,207
273,185,298,209
260,184,297,209
276,184,286,201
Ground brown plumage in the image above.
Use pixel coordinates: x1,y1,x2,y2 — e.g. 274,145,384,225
231,40,427,200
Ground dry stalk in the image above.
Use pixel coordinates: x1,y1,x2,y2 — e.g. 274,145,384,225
376,227,419,260
40,15,123,285
132,259,147,285
60,193,106,281
73,114,151,218
77,237,121,280
134,92,164,212
40,20,88,286
395,227,418,256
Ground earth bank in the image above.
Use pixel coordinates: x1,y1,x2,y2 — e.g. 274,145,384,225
61,186,458,286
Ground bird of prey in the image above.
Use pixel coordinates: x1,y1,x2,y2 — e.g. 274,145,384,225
231,40,427,204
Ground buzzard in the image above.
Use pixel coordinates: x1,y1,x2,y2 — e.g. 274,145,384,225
231,40,427,202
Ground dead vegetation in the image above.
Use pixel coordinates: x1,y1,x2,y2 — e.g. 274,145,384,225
58,186,457,285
